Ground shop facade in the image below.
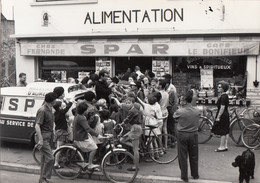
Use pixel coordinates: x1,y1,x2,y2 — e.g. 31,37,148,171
13,0,260,106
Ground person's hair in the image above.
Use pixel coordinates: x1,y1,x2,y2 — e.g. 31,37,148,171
126,97,135,104
53,101,62,111
100,109,110,120
19,73,26,78
127,92,136,98
77,102,88,115
218,80,229,92
99,69,109,78
159,79,167,89
185,90,193,103
84,91,96,102
53,86,64,98
44,92,57,103
147,94,157,105
153,91,162,102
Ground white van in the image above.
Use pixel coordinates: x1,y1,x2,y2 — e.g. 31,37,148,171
0,82,93,145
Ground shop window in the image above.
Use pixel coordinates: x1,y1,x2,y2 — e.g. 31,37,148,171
39,56,95,81
172,56,247,99
115,57,152,76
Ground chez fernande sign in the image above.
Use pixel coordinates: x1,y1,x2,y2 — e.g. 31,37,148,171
20,41,259,57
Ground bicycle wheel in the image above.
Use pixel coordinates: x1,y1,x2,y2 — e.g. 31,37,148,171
241,124,260,149
102,149,138,183
198,116,213,144
53,146,84,179
230,118,255,146
32,146,41,165
148,134,178,164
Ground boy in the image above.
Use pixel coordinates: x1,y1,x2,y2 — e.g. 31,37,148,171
111,96,143,171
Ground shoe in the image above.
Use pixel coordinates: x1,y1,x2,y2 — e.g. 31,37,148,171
88,164,100,169
181,178,189,182
144,158,153,162
193,176,199,179
127,167,139,171
39,178,53,183
54,164,62,169
214,148,227,152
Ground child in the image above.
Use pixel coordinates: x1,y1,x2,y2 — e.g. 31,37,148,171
111,96,143,171
100,109,116,136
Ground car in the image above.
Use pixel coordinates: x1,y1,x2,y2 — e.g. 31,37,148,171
0,82,93,145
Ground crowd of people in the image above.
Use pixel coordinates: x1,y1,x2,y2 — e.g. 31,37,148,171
34,66,231,183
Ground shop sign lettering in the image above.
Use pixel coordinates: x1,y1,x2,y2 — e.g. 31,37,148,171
83,8,184,24
21,42,259,56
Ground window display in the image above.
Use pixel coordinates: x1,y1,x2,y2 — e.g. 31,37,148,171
172,56,247,104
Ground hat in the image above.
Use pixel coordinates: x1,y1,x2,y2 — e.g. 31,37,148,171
45,92,58,103
162,74,172,79
53,87,64,98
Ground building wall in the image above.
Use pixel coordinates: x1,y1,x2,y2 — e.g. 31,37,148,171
1,15,16,86
13,0,260,106
14,0,260,35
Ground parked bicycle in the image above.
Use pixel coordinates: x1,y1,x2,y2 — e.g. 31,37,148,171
139,124,178,164
53,124,138,183
198,106,255,145
241,123,260,149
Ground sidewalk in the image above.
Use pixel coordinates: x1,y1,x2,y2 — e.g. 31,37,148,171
0,161,231,183
0,139,259,183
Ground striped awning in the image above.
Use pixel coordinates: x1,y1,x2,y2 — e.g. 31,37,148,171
19,38,259,57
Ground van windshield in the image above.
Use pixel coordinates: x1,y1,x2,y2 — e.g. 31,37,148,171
68,84,86,93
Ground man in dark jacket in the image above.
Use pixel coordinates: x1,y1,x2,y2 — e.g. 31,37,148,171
95,70,111,104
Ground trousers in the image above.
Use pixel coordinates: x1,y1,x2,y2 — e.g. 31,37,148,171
40,132,54,180
177,131,199,180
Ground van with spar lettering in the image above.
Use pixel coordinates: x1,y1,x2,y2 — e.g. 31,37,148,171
0,82,92,145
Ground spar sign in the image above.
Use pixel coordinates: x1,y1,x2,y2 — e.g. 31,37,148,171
20,41,259,56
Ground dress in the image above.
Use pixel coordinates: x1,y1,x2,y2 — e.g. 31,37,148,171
142,103,161,136
211,93,230,135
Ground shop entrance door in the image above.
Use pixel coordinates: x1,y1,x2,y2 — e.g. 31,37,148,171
115,57,152,75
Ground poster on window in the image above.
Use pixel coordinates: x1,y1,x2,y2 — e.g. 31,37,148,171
96,58,112,76
200,68,213,88
78,72,89,82
152,58,169,79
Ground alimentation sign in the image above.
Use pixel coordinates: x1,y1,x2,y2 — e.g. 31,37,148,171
20,41,259,56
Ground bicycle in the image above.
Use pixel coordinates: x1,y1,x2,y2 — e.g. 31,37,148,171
139,124,178,164
32,131,71,165
198,106,255,145
241,123,260,149
53,124,138,183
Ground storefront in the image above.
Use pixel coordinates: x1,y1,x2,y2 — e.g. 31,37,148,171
13,0,260,106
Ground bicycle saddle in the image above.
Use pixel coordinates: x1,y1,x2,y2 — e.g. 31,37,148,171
146,124,159,129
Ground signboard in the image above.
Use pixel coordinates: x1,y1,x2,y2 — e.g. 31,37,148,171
200,68,213,88
20,41,259,56
95,58,112,76
152,58,169,79
78,72,89,82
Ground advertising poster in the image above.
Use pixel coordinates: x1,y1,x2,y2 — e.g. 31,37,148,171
200,68,213,88
96,57,112,76
152,58,169,79
78,72,89,82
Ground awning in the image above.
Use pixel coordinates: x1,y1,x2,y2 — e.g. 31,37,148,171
19,38,259,57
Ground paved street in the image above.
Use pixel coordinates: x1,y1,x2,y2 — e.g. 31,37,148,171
0,138,259,183
0,170,108,183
